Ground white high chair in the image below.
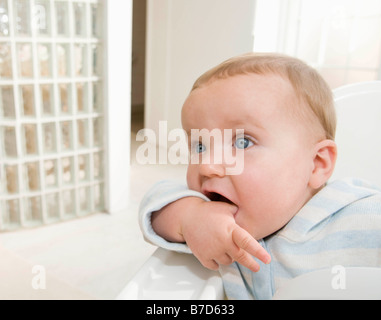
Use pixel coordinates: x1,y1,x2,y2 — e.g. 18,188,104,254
330,81,381,186
117,81,381,300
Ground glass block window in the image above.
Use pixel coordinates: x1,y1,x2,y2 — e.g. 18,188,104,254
0,0,104,231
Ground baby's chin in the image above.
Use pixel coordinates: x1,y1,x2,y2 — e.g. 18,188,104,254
234,211,272,241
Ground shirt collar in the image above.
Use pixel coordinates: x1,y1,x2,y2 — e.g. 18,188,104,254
276,178,381,241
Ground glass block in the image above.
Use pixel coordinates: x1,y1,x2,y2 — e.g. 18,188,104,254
44,159,57,188
77,119,88,148
40,84,54,116
91,3,100,37
61,156,74,184
20,85,35,117
4,199,20,226
42,123,56,153
56,43,70,77
0,0,10,36
78,154,89,181
92,117,102,146
60,121,72,150
59,83,71,114
55,1,69,36
34,0,51,36
0,43,12,78
92,82,102,112
14,0,31,36
76,82,88,112
79,187,90,213
23,124,38,155
0,201,4,229
46,192,59,220
88,82,94,112
73,2,86,37
2,126,17,157
5,165,18,193
24,162,40,191
62,189,75,216
94,184,104,210
24,196,42,223
74,43,86,76
91,44,100,76
37,43,51,77
17,43,34,78
0,86,15,118
0,164,5,193
93,152,103,179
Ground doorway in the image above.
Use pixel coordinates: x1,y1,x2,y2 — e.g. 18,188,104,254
131,0,146,147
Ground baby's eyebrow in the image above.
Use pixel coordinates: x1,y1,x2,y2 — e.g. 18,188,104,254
228,116,265,130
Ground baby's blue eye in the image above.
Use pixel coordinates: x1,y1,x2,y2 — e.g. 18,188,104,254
194,143,206,153
234,137,253,149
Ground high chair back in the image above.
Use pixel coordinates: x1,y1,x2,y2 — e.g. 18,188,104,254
117,81,381,300
330,81,381,187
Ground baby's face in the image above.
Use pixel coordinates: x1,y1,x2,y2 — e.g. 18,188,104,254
182,74,319,240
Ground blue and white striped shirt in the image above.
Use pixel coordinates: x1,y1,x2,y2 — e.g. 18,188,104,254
139,178,381,299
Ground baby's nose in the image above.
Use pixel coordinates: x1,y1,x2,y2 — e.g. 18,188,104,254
199,162,226,178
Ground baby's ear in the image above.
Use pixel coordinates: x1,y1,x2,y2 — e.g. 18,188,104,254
309,140,337,190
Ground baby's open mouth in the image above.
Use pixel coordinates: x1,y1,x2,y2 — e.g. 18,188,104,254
205,192,235,206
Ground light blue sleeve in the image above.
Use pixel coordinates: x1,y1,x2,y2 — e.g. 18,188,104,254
139,180,210,254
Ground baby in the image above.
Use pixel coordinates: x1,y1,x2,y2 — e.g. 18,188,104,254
139,53,381,299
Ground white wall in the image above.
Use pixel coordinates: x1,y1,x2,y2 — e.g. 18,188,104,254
104,1,132,213
145,0,256,138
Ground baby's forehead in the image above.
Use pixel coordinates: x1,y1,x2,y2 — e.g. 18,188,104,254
221,73,299,111
184,73,300,125
205,73,298,104
183,73,324,142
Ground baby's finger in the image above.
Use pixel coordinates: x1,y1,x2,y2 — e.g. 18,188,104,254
200,259,220,271
229,248,261,272
215,254,234,266
232,227,271,265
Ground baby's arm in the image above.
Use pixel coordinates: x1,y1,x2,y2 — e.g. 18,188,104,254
140,181,270,272
152,197,270,272
139,180,209,254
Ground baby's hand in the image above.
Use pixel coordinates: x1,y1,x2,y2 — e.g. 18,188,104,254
180,199,271,273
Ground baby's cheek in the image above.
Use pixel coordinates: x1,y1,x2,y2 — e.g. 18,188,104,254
186,165,201,191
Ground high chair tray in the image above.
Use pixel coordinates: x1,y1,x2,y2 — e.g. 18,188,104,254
117,248,224,300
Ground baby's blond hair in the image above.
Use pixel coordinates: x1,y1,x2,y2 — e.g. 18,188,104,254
191,53,336,141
